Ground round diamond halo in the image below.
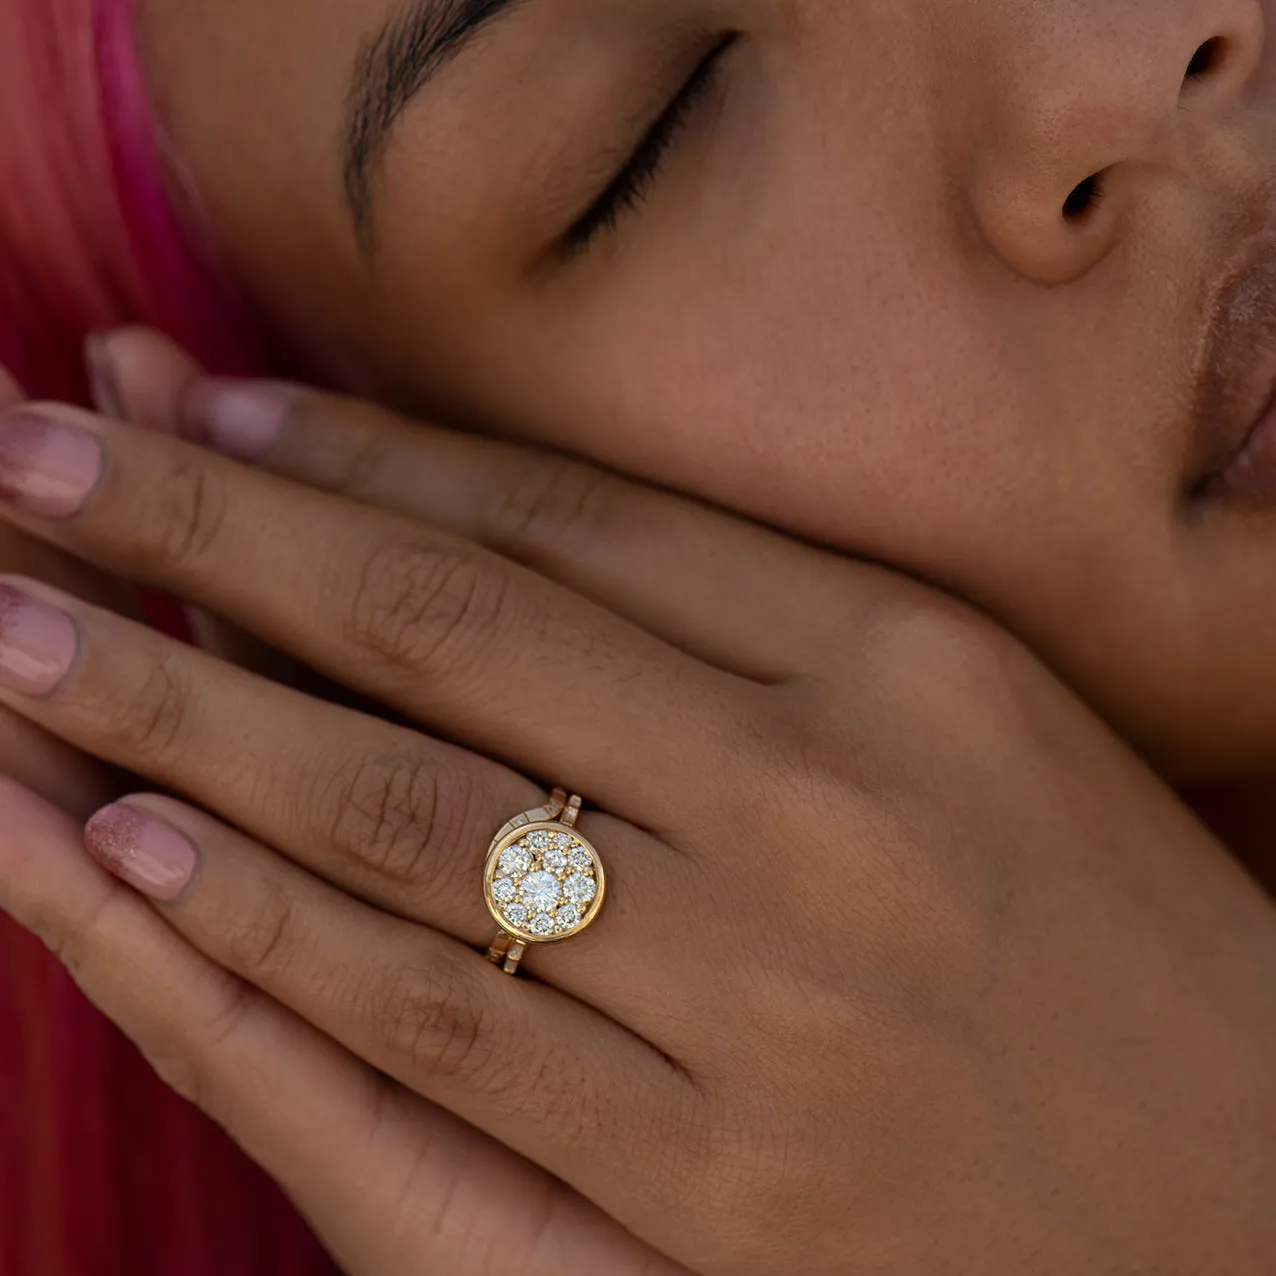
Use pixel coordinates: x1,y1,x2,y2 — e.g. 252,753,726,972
484,821,605,945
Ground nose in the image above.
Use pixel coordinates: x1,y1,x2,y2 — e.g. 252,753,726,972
968,0,1265,285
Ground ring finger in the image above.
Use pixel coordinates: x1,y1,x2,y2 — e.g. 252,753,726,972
0,575,704,1026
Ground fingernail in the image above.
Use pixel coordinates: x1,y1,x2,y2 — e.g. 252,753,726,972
0,410,104,518
84,333,126,420
85,803,198,901
0,363,24,405
180,380,295,462
0,583,78,695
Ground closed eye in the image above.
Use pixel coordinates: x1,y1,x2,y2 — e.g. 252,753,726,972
564,33,737,253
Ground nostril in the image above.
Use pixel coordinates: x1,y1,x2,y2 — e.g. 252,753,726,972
1185,38,1224,81
1063,174,1103,221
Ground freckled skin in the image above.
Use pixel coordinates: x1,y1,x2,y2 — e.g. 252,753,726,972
138,0,1276,783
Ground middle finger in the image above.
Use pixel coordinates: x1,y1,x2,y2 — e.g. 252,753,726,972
0,403,752,830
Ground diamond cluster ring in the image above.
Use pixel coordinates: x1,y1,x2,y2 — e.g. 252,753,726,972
484,788,606,975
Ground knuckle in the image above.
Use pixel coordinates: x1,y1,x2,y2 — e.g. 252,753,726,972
144,981,256,1117
865,596,1026,710
112,648,193,762
290,398,388,498
141,453,230,577
330,420,390,499
36,886,120,984
516,1044,600,1142
324,748,487,894
374,957,499,1088
221,874,299,976
731,704,985,970
480,456,613,561
348,538,511,680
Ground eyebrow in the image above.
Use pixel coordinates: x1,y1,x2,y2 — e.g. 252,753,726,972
343,0,525,246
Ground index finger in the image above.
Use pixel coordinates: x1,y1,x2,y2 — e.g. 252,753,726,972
95,329,858,681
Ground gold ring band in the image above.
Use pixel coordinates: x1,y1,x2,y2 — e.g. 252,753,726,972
483,788,605,975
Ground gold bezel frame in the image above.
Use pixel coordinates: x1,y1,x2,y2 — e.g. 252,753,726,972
483,820,606,945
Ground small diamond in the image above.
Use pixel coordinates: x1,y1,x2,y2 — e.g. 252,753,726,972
568,847,592,871
556,903,580,931
498,845,530,877
527,830,551,849
563,872,596,906
554,832,573,848
530,911,556,937
492,878,516,904
543,846,569,872
522,870,561,913
503,902,528,927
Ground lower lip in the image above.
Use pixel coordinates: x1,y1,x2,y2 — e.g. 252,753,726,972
1211,395,1276,505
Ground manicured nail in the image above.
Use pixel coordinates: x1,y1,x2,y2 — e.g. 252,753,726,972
85,804,198,901
84,334,126,420
0,583,78,695
180,380,295,462
0,410,103,517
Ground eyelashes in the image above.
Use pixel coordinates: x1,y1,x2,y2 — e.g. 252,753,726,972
564,33,737,253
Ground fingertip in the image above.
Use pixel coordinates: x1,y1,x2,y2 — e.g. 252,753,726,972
84,328,205,432
84,800,199,903
179,378,298,462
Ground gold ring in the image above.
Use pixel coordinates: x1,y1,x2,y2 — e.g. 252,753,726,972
483,788,606,976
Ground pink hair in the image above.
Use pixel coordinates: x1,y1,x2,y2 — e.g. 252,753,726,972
0,0,274,403
0,2,332,1272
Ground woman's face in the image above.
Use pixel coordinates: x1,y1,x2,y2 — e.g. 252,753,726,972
142,0,1276,780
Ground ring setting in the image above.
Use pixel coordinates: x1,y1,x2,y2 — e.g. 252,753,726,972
484,789,605,975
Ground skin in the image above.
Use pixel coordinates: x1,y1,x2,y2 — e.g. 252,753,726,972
132,0,1276,782
0,362,1275,1272
4,5,1276,1266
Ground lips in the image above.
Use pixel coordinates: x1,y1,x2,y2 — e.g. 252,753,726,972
1191,206,1276,504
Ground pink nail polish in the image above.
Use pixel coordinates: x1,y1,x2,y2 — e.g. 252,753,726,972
181,380,295,462
85,804,198,901
0,410,104,517
0,583,78,695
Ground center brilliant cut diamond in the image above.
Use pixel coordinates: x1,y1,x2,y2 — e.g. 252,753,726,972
521,870,561,913
489,825,600,941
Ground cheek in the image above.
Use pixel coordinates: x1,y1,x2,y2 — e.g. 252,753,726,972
522,281,1221,763
533,273,1050,578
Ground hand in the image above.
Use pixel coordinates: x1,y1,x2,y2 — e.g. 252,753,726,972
1,343,1275,1275
0,364,133,815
